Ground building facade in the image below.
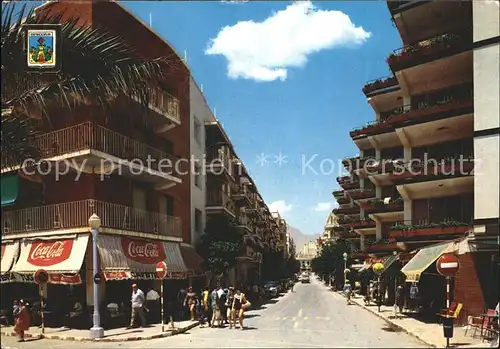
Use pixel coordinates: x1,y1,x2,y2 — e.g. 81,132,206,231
334,0,498,323
1,1,202,310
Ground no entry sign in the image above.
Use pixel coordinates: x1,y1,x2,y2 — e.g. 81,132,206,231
34,269,49,285
436,254,460,277
156,261,167,279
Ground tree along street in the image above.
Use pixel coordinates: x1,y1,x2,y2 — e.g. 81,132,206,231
1,276,428,348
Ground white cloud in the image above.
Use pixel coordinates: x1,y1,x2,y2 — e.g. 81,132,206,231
312,202,332,212
269,200,293,215
206,1,371,82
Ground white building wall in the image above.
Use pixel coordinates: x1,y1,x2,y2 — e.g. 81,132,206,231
189,78,212,245
472,1,500,226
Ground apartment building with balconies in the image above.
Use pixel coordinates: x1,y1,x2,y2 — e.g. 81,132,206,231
1,1,203,308
334,0,499,321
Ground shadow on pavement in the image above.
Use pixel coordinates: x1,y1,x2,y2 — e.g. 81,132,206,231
244,314,261,319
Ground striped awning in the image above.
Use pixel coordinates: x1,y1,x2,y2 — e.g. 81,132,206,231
401,242,455,282
98,235,188,280
1,240,20,283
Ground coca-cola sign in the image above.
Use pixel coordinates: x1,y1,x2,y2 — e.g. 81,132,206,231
28,240,73,267
121,238,165,264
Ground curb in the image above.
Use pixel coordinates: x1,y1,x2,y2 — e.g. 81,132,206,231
332,291,437,348
1,321,199,342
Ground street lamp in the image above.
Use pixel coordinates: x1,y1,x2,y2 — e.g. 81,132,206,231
393,251,398,319
343,252,348,286
89,213,104,339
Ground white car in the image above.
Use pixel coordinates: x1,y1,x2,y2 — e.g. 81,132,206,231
300,274,310,283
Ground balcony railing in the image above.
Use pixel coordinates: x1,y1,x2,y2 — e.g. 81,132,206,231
387,31,472,71
206,147,234,173
365,238,400,252
332,190,346,199
391,156,474,182
350,84,473,139
388,219,471,240
5,122,179,175
1,199,182,238
333,205,360,215
362,76,398,95
347,188,376,200
132,86,181,124
363,197,404,213
206,190,234,212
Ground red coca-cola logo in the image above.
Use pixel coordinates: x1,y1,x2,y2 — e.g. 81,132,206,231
28,240,73,267
121,238,165,264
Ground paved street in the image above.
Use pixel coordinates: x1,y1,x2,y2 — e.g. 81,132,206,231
1,277,427,348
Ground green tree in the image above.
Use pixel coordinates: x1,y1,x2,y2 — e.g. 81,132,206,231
1,3,165,167
284,256,300,277
196,215,244,278
311,238,351,288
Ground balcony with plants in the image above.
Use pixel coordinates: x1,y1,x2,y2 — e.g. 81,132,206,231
333,189,347,199
387,31,472,71
341,229,361,240
351,218,376,230
383,83,473,126
365,237,401,253
347,187,376,200
362,197,404,214
342,156,373,172
336,196,350,205
390,155,474,183
362,75,398,96
338,214,360,227
349,120,393,140
388,219,471,241
333,204,360,215
337,176,360,190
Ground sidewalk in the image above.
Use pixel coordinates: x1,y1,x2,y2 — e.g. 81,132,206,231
317,280,494,348
335,288,493,348
0,320,199,342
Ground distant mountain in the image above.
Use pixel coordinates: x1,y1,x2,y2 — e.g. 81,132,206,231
287,225,320,256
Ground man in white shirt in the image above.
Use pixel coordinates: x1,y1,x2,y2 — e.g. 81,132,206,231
128,284,146,328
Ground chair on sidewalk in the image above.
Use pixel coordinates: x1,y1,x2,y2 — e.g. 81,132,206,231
464,308,496,340
439,302,457,317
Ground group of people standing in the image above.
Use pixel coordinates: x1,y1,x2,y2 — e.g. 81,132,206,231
183,286,250,329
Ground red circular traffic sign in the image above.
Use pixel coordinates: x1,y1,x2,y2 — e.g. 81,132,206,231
34,269,49,285
436,254,460,277
155,261,167,279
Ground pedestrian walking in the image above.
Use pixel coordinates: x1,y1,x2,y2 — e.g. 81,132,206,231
209,287,218,327
219,288,228,325
344,279,353,305
128,284,146,328
232,288,250,330
201,287,210,325
177,287,187,320
226,287,235,328
13,300,30,342
183,286,197,321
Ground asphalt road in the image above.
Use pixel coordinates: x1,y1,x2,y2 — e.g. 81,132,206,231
1,276,428,348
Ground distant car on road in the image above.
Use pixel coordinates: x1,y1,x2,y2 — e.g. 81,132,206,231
300,274,310,283
263,281,279,298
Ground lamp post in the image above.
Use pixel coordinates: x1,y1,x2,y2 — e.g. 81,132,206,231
89,214,104,339
393,251,398,319
343,252,348,287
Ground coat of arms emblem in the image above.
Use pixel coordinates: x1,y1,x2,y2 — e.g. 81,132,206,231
27,29,56,68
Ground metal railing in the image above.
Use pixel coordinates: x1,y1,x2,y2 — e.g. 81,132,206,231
132,86,180,123
206,190,234,211
2,199,182,238
17,122,179,175
205,147,234,172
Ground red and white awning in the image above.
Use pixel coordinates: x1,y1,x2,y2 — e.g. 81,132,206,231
11,235,89,284
98,235,188,281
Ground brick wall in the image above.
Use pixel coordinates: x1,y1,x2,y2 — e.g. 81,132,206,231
452,252,486,324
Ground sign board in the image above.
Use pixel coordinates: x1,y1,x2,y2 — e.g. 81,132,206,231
93,273,101,284
436,254,460,277
156,261,168,279
34,269,49,285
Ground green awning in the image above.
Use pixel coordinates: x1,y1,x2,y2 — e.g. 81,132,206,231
401,242,454,282
381,253,399,272
1,175,19,207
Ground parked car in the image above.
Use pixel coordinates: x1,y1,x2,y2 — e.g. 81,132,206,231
263,281,279,298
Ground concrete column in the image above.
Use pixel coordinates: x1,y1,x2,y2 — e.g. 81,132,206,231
375,149,381,161
376,221,382,240
375,185,382,199
403,96,411,112
404,199,413,224
404,147,412,162
375,112,381,122
360,235,366,251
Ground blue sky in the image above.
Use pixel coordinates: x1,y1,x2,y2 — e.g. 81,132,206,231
27,1,402,236
126,0,402,236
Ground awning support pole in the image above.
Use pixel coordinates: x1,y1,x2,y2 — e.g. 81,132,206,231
160,280,164,332
40,285,45,334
